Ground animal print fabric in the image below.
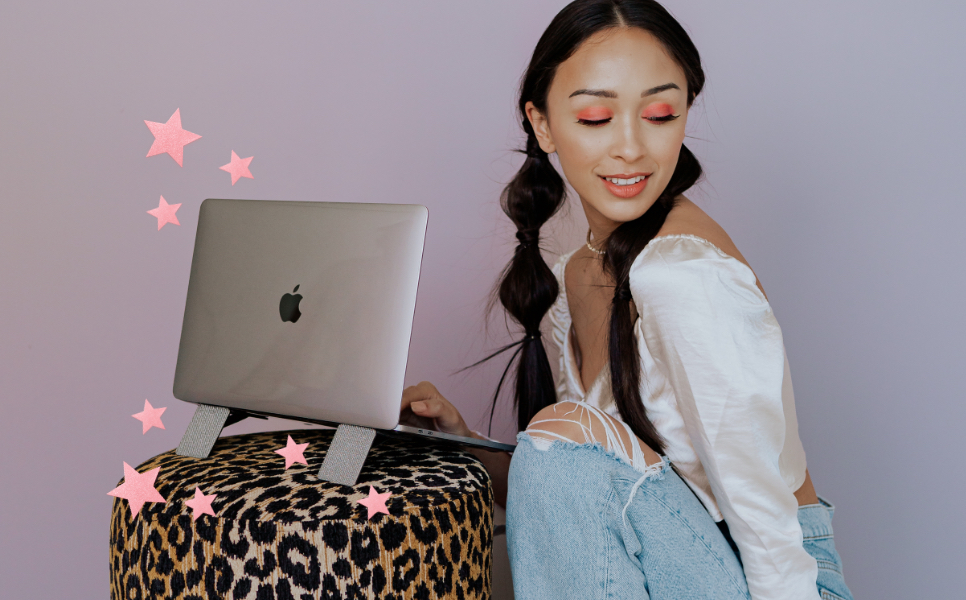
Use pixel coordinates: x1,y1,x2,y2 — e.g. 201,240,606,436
109,429,492,599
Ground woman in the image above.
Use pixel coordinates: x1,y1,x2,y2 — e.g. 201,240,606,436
401,1,853,598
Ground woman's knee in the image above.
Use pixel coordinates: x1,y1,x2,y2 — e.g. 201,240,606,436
525,401,661,467
525,401,593,444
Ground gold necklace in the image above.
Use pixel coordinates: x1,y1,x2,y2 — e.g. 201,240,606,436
586,228,606,255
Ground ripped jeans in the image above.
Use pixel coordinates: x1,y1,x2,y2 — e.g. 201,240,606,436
505,431,854,599
506,434,749,599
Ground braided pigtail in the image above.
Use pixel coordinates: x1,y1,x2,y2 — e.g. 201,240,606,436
604,144,703,452
489,119,567,432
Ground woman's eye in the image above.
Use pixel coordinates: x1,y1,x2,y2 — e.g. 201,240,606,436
642,103,680,123
578,115,680,126
575,107,612,126
645,114,680,123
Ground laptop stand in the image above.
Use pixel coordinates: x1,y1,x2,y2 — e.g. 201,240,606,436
176,403,375,486
175,404,266,458
316,424,376,486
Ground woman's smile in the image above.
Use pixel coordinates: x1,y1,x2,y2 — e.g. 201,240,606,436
600,173,650,198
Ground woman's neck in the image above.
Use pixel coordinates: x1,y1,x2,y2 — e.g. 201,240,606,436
579,199,621,246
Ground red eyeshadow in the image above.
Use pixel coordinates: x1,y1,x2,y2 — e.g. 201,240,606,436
576,107,612,120
642,103,674,118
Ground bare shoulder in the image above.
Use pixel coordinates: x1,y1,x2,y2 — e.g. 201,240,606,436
657,196,765,295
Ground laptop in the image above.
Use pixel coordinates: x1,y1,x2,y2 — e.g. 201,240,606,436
173,198,514,452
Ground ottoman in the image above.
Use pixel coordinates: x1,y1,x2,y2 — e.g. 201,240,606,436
109,428,493,599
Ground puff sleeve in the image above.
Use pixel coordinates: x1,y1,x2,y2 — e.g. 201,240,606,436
629,236,819,600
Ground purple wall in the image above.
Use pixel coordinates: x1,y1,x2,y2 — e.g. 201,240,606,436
1,1,963,597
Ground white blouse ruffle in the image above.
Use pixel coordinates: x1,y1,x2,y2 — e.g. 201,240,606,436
547,233,818,600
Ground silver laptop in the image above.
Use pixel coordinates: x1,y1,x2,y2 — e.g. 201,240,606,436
173,198,513,452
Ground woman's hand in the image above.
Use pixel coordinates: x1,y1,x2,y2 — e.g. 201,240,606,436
400,381,472,438
401,380,511,508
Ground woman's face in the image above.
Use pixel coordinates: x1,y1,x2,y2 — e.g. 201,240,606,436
526,27,690,236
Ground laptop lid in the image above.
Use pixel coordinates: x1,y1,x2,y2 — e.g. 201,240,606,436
173,198,427,430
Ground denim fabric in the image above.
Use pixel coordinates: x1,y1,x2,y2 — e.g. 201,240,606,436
506,434,853,600
506,434,751,599
798,498,854,600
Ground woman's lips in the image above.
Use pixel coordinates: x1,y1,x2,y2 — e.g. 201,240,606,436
601,175,649,198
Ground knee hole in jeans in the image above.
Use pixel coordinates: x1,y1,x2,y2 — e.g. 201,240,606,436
524,401,662,469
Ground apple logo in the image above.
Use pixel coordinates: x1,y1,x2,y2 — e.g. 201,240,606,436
279,285,303,323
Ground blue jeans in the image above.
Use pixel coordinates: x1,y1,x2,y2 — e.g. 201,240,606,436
797,499,854,600
505,434,854,600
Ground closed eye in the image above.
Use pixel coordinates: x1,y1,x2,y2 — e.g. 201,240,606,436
578,115,680,126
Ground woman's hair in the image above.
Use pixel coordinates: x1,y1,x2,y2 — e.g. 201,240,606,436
485,0,705,452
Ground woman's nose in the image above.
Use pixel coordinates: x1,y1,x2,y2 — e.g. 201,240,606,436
609,117,647,163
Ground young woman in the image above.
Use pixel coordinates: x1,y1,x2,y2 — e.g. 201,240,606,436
401,1,853,598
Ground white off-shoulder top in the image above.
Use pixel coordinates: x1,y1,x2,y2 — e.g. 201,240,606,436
548,234,819,600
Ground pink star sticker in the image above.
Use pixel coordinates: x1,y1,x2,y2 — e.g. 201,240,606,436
132,399,166,434
184,487,218,521
357,486,391,520
144,108,202,167
147,195,181,230
274,435,309,469
107,462,167,518
219,150,254,185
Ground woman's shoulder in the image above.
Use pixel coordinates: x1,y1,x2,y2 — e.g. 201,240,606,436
652,197,753,268
631,197,767,300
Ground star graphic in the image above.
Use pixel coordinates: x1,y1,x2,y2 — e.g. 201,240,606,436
132,399,166,434
219,150,254,185
274,435,309,469
147,195,181,230
184,487,218,521
356,486,391,520
144,108,201,166
107,462,166,518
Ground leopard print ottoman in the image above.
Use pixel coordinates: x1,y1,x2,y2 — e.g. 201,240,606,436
109,428,492,599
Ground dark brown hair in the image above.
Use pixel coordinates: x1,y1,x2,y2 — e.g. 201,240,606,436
477,0,705,451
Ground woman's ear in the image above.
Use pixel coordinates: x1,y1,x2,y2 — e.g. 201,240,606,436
525,101,556,154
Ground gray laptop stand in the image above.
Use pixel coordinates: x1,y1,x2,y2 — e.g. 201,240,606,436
175,403,375,486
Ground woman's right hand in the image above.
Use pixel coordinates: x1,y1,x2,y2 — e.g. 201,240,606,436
400,381,473,438
403,381,511,507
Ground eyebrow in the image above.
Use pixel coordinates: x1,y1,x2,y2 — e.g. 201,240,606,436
568,82,681,99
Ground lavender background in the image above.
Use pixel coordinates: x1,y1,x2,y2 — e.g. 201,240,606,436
1,1,963,598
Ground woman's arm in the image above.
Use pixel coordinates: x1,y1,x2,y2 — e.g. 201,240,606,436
398,250,574,509
631,236,820,600
401,381,511,507
659,201,820,507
